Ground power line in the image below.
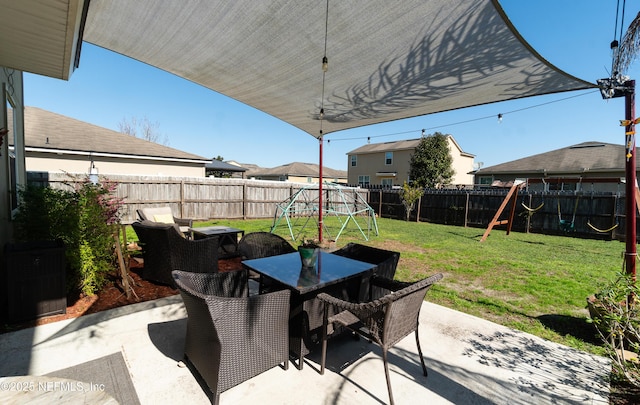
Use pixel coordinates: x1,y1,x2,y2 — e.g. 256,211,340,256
326,90,600,143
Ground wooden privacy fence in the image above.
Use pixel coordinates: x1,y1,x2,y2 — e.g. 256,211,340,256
28,173,633,240
368,189,630,240
29,173,370,225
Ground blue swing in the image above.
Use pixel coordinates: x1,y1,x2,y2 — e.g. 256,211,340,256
558,197,579,232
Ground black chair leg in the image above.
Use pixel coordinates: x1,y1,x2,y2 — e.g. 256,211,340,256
320,304,329,375
415,329,428,376
382,348,395,405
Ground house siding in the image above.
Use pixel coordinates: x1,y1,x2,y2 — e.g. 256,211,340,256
26,154,205,177
347,136,474,186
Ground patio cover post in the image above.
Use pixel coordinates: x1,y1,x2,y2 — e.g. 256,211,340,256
625,80,637,279
318,135,324,242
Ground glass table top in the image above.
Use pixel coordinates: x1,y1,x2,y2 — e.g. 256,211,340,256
242,251,375,294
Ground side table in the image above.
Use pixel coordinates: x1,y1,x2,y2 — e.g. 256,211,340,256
190,226,244,258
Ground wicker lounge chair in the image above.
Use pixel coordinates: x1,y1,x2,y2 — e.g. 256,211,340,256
136,207,193,238
317,273,443,405
172,270,290,405
131,220,219,286
332,243,400,301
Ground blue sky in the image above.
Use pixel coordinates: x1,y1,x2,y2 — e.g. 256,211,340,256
23,1,633,171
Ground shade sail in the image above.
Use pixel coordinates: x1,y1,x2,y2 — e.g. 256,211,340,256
83,0,596,138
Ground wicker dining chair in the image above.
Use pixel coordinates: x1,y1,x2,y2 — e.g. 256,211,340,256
332,243,400,301
238,232,297,294
131,220,219,286
237,231,296,260
316,273,443,405
172,270,290,405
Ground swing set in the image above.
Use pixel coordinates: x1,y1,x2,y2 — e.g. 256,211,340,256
482,178,627,240
521,178,545,218
521,194,544,218
586,193,620,233
557,197,579,232
557,194,622,234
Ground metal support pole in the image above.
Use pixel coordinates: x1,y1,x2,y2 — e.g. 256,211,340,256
625,80,636,279
318,135,324,242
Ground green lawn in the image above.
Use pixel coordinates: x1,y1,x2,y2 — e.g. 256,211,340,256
133,216,623,356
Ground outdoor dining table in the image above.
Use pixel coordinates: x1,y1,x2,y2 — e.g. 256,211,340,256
242,251,377,370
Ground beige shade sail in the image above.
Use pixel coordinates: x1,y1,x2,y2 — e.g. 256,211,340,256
82,0,596,138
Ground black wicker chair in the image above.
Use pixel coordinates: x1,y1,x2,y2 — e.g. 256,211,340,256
131,220,219,286
172,270,290,405
238,232,297,294
332,243,400,301
317,273,443,405
237,232,296,260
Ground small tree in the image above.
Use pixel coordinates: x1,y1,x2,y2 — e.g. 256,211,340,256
118,116,169,145
400,181,423,221
409,132,454,188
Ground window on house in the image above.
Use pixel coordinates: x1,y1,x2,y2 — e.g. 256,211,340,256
358,175,370,186
385,151,393,165
381,178,393,187
478,176,492,185
549,181,577,192
307,177,313,183
351,155,357,167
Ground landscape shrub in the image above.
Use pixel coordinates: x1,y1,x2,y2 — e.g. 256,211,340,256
13,176,124,296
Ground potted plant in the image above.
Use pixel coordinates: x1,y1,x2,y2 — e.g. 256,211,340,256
298,237,320,268
587,272,640,386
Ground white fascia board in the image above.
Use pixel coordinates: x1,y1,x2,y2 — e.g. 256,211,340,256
25,147,209,164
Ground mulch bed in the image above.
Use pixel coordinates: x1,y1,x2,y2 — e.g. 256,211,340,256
0,256,243,334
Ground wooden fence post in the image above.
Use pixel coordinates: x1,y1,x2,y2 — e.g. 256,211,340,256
525,194,532,233
180,180,185,218
243,183,248,220
464,192,469,227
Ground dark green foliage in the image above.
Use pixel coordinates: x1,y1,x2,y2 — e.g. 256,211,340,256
408,132,454,188
13,178,123,296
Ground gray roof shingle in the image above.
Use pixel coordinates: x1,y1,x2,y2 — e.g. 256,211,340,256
247,162,347,178
475,141,636,175
10,107,208,162
205,160,246,171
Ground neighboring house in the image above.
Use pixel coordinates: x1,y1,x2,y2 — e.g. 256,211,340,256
205,160,247,178
8,107,210,177
346,135,475,187
473,141,636,193
226,161,261,179
245,162,348,183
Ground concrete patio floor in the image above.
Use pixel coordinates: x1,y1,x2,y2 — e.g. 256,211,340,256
0,295,610,404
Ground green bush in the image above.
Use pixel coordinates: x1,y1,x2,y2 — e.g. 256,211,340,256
13,176,124,296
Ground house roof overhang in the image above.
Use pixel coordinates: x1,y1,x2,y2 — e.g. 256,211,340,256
0,0,89,80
